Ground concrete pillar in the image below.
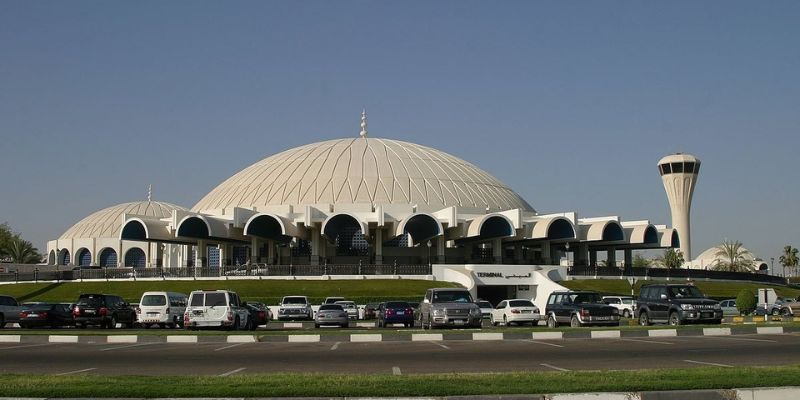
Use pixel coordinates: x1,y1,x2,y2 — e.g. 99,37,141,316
624,249,633,268
250,237,258,264
436,236,445,263
607,248,617,268
541,241,551,265
267,240,275,265
196,240,205,268
493,238,503,264
155,243,164,268
374,228,383,265
311,228,321,266
576,243,589,266
145,243,151,268
219,244,227,268
589,250,597,267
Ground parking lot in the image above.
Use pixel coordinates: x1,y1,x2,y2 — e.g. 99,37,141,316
1,333,799,376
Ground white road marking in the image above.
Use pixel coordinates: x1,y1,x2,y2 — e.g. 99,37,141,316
429,341,450,350
392,366,402,376
716,336,778,343
214,343,247,352
100,343,153,352
0,343,53,350
540,363,570,372
529,340,565,348
219,367,246,377
683,359,733,368
330,342,340,351
620,338,674,345
55,368,97,376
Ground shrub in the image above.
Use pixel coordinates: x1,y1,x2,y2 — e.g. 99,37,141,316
736,289,756,315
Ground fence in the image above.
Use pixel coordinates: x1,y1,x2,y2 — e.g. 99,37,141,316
567,266,788,285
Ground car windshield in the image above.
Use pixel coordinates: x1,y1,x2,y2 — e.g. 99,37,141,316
432,291,473,303
324,298,344,304
205,293,227,307
669,286,705,298
23,304,54,311
620,298,635,305
509,300,534,307
385,301,410,308
141,295,167,306
283,297,307,304
190,295,203,307
569,293,603,304
319,305,343,311
335,302,356,309
77,296,104,306
477,301,493,308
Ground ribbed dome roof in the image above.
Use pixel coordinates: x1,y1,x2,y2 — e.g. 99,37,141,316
193,137,534,212
60,201,187,240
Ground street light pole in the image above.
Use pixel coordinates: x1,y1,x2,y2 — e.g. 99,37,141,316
427,240,432,267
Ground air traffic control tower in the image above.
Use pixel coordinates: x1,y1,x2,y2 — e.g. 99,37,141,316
658,153,701,261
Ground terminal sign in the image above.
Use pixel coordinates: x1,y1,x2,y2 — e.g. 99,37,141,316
477,272,503,278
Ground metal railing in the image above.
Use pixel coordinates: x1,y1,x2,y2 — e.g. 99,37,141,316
567,266,788,285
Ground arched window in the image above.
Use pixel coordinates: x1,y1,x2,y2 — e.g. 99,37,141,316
124,248,146,268
60,250,71,266
77,249,92,267
99,248,118,268
48,251,55,265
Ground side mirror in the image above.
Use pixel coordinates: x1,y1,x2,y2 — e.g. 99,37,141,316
660,294,668,300
423,298,430,304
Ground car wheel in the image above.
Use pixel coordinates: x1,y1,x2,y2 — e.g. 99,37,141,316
342,323,349,328
623,309,631,318
76,323,85,329
547,315,557,329
781,308,791,317
570,315,581,328
377,319,383,328
19,323,27,329
314,324,320,329
503,315,508,326
668,312,681,326
0,315,4,329
107,316,117,329
639,312,650,326
772,308,780,316
232,317,240,331
530,320,538,327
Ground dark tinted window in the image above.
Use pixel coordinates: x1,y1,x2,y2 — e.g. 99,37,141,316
319,304,343,311
569,293,603,304
283,297,307,304
684,162,696,173
23,304,54,311
190,294,204,307
661,164,672,175
206,293,227,307
509,300,534,307
671,162,684,173
385,301,410,308
605,298,620,304
0,296,16,306
141,295,167,306
77,295,104,306
477,301,493,308
431,290,473,303
668,286,704,298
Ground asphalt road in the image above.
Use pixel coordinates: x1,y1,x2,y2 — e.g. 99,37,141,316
1,333,799,376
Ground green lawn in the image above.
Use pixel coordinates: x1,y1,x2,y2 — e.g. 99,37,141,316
1,366,798,397
0,279,459,305
561,278,800,299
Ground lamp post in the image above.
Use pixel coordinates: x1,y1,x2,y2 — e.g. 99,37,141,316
427,240,432,268
564,242,571,268
289,240,294,276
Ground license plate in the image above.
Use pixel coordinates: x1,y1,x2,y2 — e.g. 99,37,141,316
147,313,158,316
522,310,530,314
397,311,404,315
85,310,95,314
28,314,39,318
595,316,609,321
193,310,203,315
453,319,465,325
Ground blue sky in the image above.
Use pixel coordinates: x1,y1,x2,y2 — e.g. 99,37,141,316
1,2,798,266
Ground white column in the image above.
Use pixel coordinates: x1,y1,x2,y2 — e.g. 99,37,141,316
196,240,205,268
374,228,383,265
311,229,321,266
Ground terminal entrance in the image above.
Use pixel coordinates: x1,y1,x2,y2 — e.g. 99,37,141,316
477,285,517,307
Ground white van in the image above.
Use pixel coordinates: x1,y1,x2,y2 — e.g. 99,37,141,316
136,291,188,328
185,290,251,330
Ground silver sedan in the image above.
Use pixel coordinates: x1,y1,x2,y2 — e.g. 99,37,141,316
315,304,349,328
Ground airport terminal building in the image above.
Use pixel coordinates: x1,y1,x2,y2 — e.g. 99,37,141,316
46,114,680,306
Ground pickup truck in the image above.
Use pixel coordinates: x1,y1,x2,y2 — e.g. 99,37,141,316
0,295,23,328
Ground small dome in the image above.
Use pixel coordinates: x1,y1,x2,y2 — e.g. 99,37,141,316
658,153,701,166
193,137,534,212
60,201,187,240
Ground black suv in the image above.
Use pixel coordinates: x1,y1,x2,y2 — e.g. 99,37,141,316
636,284,722,326
72,294,136,329
544,290,620,328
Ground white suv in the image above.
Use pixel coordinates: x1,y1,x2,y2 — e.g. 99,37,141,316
185,290,251,330
136,291,187,328
602,296,636,318
278,296,313,321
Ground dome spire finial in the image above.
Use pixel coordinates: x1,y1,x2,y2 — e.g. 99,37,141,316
147,184,152,202
359,109,368,138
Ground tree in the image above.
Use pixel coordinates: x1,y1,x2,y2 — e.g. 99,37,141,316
633,254,651,268
2,236,43,264
779,245,799,277
736,289,756,316
0,222,13,260
712,239,754,272
654,248,684,269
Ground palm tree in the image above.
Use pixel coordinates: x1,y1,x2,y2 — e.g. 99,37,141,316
712,239,754,272
2,236,43,264
654,248,684,269
779,245,799,277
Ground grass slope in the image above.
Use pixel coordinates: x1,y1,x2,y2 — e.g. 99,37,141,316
561,279,800,299
1,366,799,397
0,279,459,305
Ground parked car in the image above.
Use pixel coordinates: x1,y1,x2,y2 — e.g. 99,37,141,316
278,296,313,321
419,288,482,329
636,284,722,326
476,300,494,319
0,295,23,328
545,291,620,328
767,298,787,316
602,296,636,318
491,299,540,326
363,303,380,320
244,302,270,328
323,297,345,305
18,303,75,328
378,301,415,328
72,294,136,329
719,299,740,316
778,298,800,317
184,290,251,330
335,301,359,320
136,291,188,328
315,304,349,328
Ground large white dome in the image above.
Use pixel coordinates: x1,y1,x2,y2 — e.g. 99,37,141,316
60,201,187,240
193,137,533,212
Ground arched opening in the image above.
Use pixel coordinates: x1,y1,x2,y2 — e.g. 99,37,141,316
757,263,768,271
644,226,659,244
176,216,210,238
479,215,514,239
48,250,55,265
400,214,442,244
124,248,146,268
99,248,118,268
323,214,368,256
77,248,92,267
244,214,290,241
671,231,680,249
602,223,624,242
547,219,575,240
59,249,71,266
121,220,147,240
